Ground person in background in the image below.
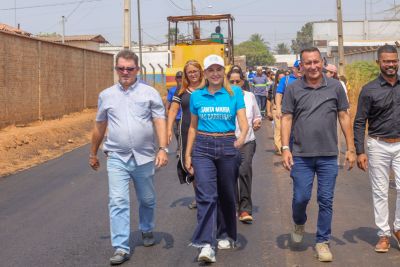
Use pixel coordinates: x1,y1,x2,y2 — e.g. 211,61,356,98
267,69,286,154
252,66,268,117
210,26,224,44
231,64,251,91
167,60,205,209
185,55,248,263
89,49,168,266
228,67,262,224
247,66,256,84
324,64,348,98
275,60,302,121
354,44,400,253
166,71,183,154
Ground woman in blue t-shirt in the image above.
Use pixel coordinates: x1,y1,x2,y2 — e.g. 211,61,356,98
185,55,249,263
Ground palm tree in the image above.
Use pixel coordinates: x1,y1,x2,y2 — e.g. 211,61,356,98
275,43,290,54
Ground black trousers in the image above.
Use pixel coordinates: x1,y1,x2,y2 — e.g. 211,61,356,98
238,140,256,214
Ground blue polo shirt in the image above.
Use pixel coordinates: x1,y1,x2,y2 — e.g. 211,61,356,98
190,85,245,133
276,74,298,94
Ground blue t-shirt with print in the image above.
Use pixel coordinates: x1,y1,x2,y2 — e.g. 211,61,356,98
190,85,245,133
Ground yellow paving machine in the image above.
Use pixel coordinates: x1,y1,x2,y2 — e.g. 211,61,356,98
166,14,235,88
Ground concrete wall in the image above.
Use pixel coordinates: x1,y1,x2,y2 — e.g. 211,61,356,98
0,31,114,128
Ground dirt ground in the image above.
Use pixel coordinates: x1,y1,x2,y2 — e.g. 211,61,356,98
0,109,97,177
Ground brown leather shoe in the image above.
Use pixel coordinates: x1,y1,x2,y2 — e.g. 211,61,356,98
375,236,390,253
393,230,400,250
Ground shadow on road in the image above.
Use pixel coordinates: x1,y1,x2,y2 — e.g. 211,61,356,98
130,230,174,250
170,196,195,208
342,226,377,247
276,232,346,252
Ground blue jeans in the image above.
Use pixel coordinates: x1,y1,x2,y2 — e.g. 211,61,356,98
107,154,156,253
191,134,241,248
290,156,338,243
255,95,267,114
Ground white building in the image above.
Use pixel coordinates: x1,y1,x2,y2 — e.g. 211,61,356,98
313,19,400,56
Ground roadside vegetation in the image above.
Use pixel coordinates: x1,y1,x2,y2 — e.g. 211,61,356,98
345,61,380,119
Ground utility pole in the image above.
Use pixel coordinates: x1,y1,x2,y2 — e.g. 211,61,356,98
137,0,143,77
190,0,195,15
14,0,17,27
336,0,345,76
123,0,131,49
61,16,66,44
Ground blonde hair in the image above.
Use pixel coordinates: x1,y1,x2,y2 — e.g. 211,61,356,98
178,60,205,96
204,68,234,96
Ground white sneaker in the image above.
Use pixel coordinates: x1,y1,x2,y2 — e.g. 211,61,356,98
291,224,305,243
217,239,231,250
198,244,216,263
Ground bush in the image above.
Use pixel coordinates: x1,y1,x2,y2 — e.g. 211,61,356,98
344,61,379,119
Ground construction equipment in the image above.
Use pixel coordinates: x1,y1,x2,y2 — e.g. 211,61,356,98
166,14,234,88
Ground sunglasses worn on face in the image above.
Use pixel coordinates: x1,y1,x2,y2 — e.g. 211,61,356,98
230,80,241,84
116,66,137,72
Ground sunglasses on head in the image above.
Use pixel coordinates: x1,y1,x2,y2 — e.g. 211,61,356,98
229,79,241,84
115,66,137,72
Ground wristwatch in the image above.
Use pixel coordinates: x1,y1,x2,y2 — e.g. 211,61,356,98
159,147,169,153
281,146,290,153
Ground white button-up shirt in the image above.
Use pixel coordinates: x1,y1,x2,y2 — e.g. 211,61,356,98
235,91,262,143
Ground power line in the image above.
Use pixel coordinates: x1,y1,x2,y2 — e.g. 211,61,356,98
167,0,190,11
66,0,85,19
142,30,163,43
0,0,103,11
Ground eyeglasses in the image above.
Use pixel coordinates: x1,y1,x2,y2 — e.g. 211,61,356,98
176,76,183,79
115,66,137,72
229,80,241,84
187,70,199,75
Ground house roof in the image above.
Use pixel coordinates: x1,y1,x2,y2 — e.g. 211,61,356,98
37,34,108,43
0,23,31,36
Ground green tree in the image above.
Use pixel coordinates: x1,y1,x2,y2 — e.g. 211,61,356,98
275,43,290,54
291,22,313,54
235,33,275,66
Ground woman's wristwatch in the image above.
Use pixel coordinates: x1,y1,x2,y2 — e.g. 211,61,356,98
159,147,169,153
281,145,290,153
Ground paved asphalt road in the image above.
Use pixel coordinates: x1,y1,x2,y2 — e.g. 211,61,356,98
1,123,400,267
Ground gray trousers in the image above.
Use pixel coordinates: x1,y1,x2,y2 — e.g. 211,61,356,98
238,140,256,214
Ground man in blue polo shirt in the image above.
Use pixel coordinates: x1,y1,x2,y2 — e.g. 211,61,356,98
275,60,302,120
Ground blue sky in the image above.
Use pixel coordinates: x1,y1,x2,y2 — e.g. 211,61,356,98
0,0,397,48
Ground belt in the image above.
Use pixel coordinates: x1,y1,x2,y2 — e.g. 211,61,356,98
370,135,400,143
197,131,235,137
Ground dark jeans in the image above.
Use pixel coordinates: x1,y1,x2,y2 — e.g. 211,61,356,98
238,140,256,214
255,95,267,115
191,134,241,247
290,156,338,243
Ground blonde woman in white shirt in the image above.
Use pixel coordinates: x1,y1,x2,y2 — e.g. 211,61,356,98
228,67,262,223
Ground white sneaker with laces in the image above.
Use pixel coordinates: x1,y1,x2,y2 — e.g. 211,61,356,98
291,224,305,243
198,244,216,263
217,239,231,250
